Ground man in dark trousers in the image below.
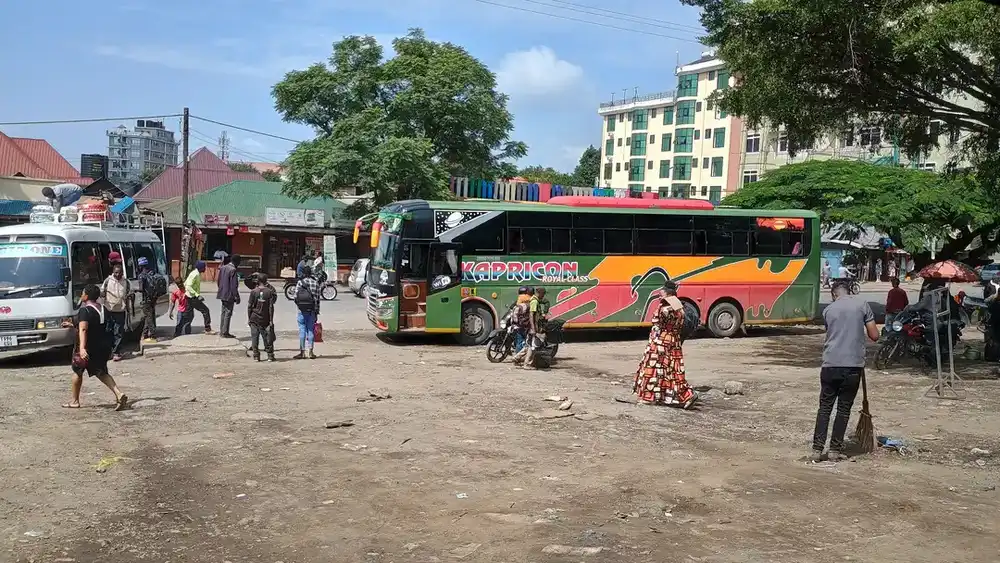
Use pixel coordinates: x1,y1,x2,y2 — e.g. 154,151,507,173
217,254,241,338
812,281,880,462
246,273,277,362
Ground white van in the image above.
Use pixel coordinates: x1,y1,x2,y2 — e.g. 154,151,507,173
0,215,170,359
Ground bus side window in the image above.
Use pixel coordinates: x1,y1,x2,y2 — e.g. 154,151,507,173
70,242,103,302
153,242,168,275
118,243,137,277
135,243,160,274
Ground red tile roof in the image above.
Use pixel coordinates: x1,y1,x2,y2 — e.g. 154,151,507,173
133,147,264,201
0,131,90,185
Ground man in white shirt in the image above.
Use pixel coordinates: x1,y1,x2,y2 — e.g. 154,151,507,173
101,263,131,361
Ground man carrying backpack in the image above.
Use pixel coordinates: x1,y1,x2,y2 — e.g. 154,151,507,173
293,264,321,359
137,257,166,342
247,273,277,362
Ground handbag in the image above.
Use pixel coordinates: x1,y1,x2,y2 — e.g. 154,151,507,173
72,348,88,369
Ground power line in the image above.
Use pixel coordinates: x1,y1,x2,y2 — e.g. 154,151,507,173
189,115,304,144
470,0,703,43
518,0,703,34
189,129,285,165
0,114,183,127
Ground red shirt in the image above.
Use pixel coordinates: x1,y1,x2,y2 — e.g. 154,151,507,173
170,289,189,313
886,287,909,314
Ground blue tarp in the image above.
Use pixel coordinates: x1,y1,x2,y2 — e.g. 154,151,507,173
0,200,34,216
110,196,135,214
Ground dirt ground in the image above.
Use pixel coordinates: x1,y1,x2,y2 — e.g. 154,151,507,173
3,327,1000,563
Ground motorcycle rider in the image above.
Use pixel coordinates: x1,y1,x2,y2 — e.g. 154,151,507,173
514,287,548,369
512,286,533,354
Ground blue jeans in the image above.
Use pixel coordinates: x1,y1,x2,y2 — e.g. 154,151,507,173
297,310,317,350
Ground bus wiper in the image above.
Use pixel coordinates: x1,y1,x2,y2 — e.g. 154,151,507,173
0,284,66,297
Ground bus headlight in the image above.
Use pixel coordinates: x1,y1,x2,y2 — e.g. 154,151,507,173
37,317,73,329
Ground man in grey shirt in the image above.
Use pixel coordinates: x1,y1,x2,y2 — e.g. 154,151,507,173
812,282,880,461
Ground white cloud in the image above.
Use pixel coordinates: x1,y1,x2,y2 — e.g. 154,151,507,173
242,137,263,149
495,47,584,98
94,45,314,78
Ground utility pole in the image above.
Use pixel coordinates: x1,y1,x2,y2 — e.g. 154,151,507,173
180,107,190,275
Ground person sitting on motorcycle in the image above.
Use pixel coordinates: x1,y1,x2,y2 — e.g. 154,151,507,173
513,287,540,368
515,287,549,369
512,286,533,353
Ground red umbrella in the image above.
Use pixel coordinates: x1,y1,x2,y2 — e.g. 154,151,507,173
917,260,979,282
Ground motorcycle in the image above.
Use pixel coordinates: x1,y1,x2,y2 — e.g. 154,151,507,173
283,278,338,301
486,303,519,363
829,276,861,295
531,319,565,369
875,306,963,369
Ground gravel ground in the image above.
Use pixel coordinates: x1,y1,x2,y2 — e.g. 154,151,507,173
2,326,1000,563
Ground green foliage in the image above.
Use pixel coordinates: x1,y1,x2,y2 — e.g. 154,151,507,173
260,169,282,182
272,29,526,214
688,0,1000,195
227,161,257,173
140,166,164,185
723,160,998,262
570,145,601,187
517,165,574,185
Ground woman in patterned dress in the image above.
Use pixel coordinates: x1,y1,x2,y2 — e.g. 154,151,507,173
634,281,699,409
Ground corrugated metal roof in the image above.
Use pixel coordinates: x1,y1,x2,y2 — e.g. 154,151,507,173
133,148,264,201
152,180,348,228
0,132,83,180
0,199,35,216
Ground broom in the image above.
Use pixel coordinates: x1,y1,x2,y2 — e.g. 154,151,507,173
852,371,875,453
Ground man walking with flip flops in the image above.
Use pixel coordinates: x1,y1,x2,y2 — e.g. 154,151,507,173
811,281,880,462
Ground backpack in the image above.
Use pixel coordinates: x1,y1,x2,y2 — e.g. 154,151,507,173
294,283,315,312
149,274,167,298
514,301,531,328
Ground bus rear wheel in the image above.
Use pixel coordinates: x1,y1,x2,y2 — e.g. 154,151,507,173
707,302,742,338
460,302,494,346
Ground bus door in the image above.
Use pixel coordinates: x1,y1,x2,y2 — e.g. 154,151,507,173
424,243,463,333
398,242,431,330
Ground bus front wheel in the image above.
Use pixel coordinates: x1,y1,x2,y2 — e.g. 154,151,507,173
707,302,742,338
460,302,495,346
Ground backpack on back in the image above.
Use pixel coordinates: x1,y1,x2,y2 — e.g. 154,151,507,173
150,275,167,298
294,283,315,312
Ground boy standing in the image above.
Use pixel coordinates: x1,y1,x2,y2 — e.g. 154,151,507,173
169,278,193,337
247,273,277,362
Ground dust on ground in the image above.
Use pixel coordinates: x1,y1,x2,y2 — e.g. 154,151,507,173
2,328,1000,563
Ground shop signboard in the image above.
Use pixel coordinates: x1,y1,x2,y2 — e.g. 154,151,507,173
265,207,325,228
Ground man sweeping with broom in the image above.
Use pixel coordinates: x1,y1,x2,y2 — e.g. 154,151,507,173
811,281,880,462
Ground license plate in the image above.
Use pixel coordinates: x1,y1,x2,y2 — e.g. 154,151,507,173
0,335,17,348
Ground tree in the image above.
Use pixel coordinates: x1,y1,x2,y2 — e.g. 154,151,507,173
722,160,998,265
228,161,257,173
261,169,283,182
571,145,601,187
140,165,164,185
687,0,1000,196
272,29,526,214
517,165,573,185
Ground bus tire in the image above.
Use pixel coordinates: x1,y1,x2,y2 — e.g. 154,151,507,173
707,301,742,338
459,302,494,346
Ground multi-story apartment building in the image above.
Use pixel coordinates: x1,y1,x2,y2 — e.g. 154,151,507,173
107,120,180,187
599,54,966,200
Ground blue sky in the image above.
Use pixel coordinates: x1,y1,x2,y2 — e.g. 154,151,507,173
0,0,707,174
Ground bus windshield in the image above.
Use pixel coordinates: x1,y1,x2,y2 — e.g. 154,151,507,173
372,233,399,270
0,243,69,299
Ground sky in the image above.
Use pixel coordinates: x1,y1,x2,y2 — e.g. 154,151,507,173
0,0,708,174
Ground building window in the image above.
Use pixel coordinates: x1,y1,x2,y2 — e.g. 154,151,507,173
603,163,613,180
778,133,788,153
713,128,726,148
663,106,674,125
704,129,712,140
707,100,714,111
719,109,728,119
743,169,759,184
671,184,690,198
619,114,625,122
717,70,731,90
650,108,657,119
677,73,698,97
615,162,621,172
659,160,671,178
701,186,708,196
860,127,882,147
694,130,701,140
696,101,702,112
676,101,696,125
618,138,623,147
607,115,616,132
708,70,716,80
692,158,698,169
673,156,692,181
630,133,647,156
745,133,761,153
661,133,672,152
629,159,645,182
703,157,710,169
647,160,654,170
649,134,655,145
605,139,614,156
632,109,648,130
711,157,724,177
674,128,694,153
709,186,722,203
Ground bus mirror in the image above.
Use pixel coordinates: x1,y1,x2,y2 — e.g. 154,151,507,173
353,222,361,244
370,221,382,248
